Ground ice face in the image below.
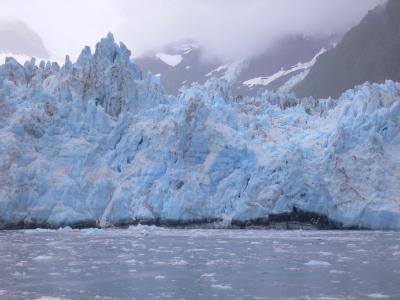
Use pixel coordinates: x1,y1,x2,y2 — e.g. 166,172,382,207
0,34,399,230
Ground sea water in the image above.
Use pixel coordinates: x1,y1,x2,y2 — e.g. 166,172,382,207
0,227,399,300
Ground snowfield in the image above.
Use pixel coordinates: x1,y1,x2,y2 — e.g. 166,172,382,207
0,34,399,230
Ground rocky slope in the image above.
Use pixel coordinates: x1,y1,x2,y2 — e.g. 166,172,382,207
294,0,400,99
0,34,399,230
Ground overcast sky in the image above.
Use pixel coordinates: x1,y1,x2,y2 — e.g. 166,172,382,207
0,0,385,62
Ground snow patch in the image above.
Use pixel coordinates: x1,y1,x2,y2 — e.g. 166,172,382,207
244,48,326,88
156,52,183,67
206,65,228,77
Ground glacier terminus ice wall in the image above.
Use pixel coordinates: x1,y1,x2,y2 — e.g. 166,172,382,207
0,34,399,230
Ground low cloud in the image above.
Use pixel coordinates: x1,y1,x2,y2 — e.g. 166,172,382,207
0,0,385,62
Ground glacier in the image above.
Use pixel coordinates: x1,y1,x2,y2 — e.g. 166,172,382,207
0,33,399,230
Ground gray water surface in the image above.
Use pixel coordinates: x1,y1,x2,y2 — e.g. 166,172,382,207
0,227,399,300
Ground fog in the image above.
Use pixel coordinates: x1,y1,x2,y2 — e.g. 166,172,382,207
0,0,385,62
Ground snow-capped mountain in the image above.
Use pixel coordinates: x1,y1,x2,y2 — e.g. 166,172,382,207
294,0,400,99
136,35,338,96
0,34,399,230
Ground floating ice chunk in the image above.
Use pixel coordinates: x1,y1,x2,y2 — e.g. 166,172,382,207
33,297,66,300
305,260,331,267
211,284,232,290
319,251,334,256
58,226,73,231
201,273,216,278
81,229,103,235
184,248,207,252
23,229,55,234
33,255,53,261
169,259,189,266
126,259,137,265
367,293,390,299
329,269,345,274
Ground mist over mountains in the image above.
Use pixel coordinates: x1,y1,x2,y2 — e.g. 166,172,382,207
0,0,383,61
135,34,338,96
137,0,399,100
0,21,49,59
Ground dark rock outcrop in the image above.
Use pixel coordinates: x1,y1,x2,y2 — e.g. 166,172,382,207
294,0,400,99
